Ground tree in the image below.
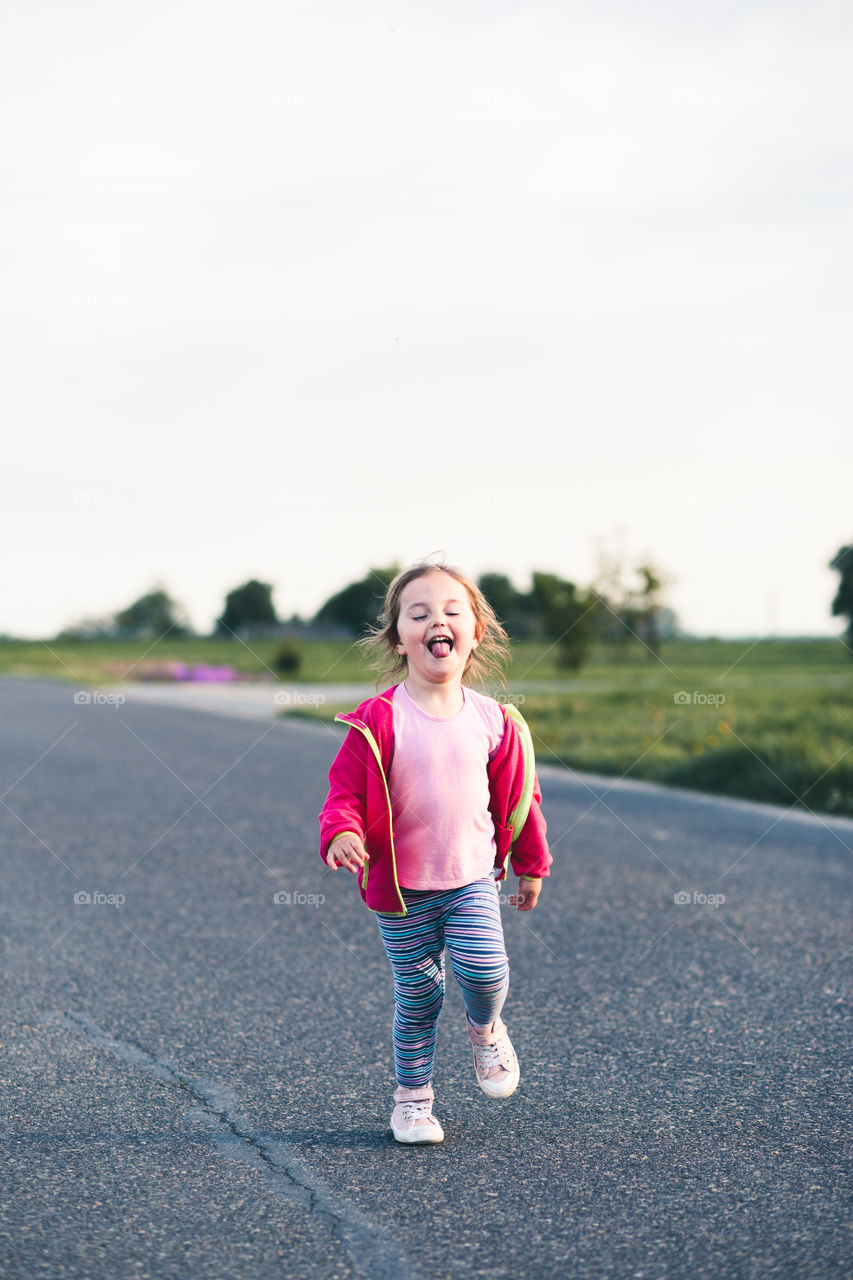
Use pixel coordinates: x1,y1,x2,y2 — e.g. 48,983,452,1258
590,534,637,656
314,566,399,635
216,580,277,636
591,536,674,659
629,560,671,660
115,588,190,637
524,571,596,669
830,544,853,651
477,573,526,635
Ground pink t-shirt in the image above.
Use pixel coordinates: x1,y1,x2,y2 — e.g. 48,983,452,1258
389,681,506,890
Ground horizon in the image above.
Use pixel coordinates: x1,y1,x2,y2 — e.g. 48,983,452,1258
2,551,850,643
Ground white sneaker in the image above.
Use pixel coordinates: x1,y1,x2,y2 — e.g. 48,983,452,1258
390,1084,445,1144
466,1014,520,1098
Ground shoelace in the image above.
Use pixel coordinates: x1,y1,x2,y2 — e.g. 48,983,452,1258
401,1099,434,1125
473,1031,511,1073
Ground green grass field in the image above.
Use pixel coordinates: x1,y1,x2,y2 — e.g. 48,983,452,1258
2,634,850,817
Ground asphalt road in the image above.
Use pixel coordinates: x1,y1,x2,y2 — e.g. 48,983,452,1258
1,676,850,1280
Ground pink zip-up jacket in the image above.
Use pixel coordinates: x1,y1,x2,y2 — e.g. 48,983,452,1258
318,685,551,915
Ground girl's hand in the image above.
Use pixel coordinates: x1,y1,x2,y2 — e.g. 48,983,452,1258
326,834,369,874
510,877,541,911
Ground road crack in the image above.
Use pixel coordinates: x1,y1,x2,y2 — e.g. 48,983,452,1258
46,1010,419,1280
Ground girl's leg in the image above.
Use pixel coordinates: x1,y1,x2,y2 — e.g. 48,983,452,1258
443,878,510,1027
375,892,447,1088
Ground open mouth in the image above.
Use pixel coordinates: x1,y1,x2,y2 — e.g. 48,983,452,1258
427,636,454,657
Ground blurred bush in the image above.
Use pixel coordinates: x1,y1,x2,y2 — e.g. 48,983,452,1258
273,640,303,675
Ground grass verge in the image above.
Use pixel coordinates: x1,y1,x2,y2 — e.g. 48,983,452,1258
2,635,850,816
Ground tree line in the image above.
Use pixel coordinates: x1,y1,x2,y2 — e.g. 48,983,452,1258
55,542,853,665
56,562,677,668
313,564,678,666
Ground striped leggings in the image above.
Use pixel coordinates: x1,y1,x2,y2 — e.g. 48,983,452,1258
375,876,510,1088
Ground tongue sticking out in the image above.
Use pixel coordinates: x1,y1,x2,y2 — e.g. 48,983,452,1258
429,639,452,657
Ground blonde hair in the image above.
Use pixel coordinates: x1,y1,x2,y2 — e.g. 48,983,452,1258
358,559,511,691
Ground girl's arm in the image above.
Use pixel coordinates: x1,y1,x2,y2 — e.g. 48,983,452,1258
318,727,369,866
508,771,551,881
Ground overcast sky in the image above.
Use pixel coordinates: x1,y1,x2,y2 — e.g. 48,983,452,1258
3,0,850,640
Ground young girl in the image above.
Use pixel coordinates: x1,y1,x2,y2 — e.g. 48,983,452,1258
318,560,551,1144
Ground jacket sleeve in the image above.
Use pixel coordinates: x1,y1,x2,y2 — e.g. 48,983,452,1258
488,707,552,881
508,771,552,880
318,726,369,864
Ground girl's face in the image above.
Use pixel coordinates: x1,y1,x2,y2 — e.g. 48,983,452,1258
394,572,482,687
